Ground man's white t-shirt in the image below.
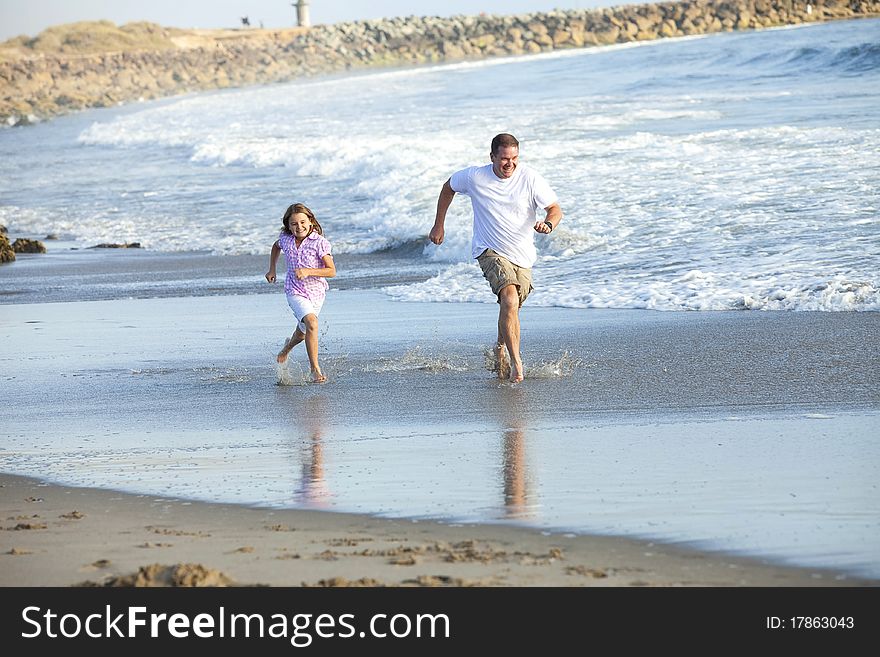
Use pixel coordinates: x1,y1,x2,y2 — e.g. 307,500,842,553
450,163,558,268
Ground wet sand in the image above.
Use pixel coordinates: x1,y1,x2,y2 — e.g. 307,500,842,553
2,472,871,587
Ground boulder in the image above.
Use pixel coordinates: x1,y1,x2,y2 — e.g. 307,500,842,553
11,238,47,253
88,242,142,248
593,25,621,45
0,233,15,263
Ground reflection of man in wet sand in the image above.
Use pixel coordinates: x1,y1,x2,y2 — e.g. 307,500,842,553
493,385,534,518
502,425,531,518
431,133,563,383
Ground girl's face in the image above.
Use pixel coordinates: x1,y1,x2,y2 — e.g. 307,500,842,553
290,212,313,238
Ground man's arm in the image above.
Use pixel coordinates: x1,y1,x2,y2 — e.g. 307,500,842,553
534,203,563,234
430,179,456,245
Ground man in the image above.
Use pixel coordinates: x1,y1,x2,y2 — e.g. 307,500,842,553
430,133,563,383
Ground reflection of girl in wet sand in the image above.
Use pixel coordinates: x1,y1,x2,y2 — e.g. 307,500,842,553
265,203,336,383
293,397,331,507
297,432,331,507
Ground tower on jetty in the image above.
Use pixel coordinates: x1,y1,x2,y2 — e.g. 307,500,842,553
293,1,311,27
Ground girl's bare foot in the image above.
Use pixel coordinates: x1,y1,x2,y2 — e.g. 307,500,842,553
278,333,305,363
277,340,293,363
312,369,327,384
495,343,511,380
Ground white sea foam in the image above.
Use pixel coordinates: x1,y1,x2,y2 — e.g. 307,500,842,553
385,264,494,305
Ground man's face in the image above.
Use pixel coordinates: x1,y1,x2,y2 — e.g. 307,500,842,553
491,145,519,179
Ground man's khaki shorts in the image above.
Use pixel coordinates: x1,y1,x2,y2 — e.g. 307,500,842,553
477,248,533,307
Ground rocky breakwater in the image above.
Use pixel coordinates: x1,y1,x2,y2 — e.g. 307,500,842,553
1,0,878,126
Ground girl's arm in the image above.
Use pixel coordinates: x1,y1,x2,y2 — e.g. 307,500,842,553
294,254,336,280
265,240,281,283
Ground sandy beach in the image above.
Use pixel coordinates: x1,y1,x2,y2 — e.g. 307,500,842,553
1,472,872,587
2,249,878,586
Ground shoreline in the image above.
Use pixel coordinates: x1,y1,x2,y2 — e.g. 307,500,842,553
0,248,439,306
2,472,873,586
3,2,879,125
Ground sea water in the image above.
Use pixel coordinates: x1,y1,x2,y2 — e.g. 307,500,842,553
1,18,878,311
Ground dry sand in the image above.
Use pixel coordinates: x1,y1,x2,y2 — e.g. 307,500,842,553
1,473,871,587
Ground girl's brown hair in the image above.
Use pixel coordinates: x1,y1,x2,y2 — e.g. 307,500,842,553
281,203,323,236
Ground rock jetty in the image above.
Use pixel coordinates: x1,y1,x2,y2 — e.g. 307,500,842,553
2,0,878,125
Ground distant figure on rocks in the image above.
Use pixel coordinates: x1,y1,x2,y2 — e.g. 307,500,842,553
266,203,336,383
430,133,563,383
241,16,250,27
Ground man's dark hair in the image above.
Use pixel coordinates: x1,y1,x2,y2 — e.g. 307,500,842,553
491,133,519,155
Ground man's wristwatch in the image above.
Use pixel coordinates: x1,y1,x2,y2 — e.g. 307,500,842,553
544,220,554,232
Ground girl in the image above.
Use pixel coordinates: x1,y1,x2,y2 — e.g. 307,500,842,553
265,203,336,383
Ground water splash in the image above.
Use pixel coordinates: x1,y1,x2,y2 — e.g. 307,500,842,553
527,351,583,379
365,346,469,373
199,367,254,384
275,361,308,386
484,347,582,380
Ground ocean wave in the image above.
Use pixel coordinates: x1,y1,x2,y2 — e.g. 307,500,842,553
831,42,880,73
568,108,723,131
739,39,880,76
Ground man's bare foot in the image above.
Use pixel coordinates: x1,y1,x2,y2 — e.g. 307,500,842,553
510,358,524,384
495,343,511,380
311,370,327,384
